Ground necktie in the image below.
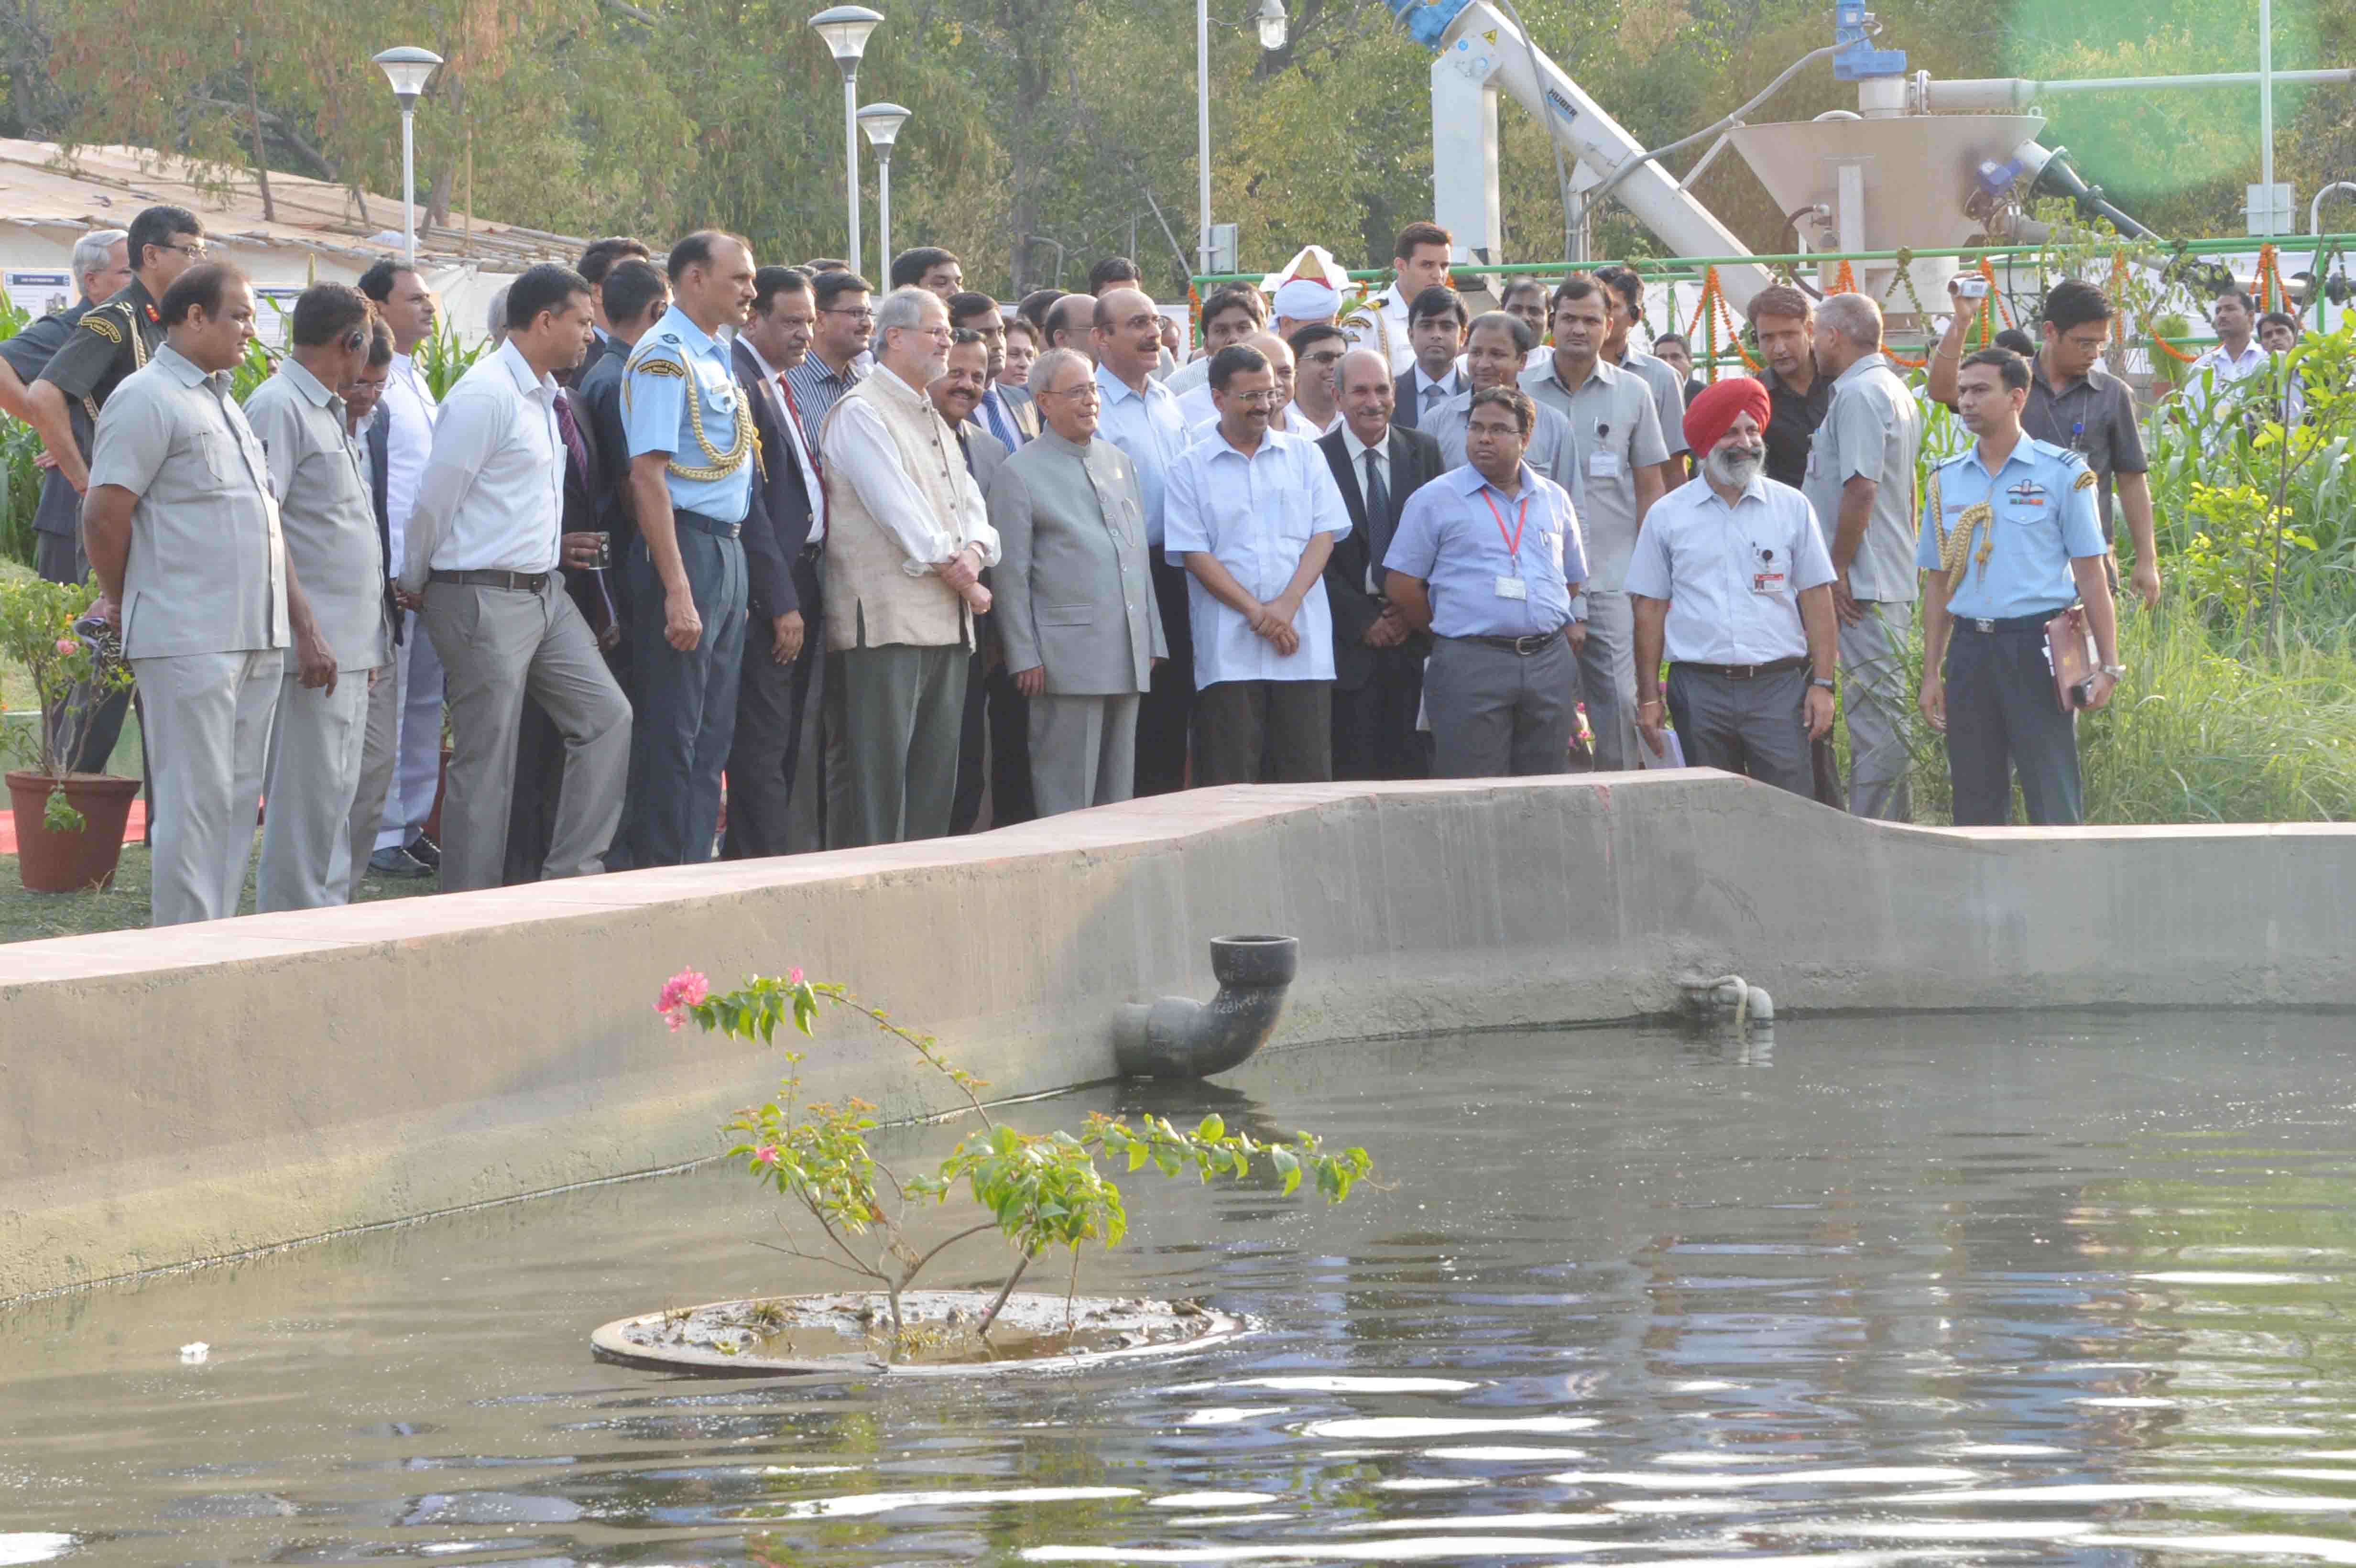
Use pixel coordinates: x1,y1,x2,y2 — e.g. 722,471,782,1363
552,387,590,477
1363,447,1391,592
981,388,1018,451
780,375,822,484
1421,381,1445,412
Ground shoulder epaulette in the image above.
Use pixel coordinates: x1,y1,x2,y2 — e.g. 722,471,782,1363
2072,468,2098,491
81,310,121,345
630,355,687,378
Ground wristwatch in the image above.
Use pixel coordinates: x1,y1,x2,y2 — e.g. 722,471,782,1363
1810,675,1836,690
2101,664,2127,678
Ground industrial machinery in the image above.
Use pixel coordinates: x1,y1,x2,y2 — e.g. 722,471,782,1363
1387,0,2353,318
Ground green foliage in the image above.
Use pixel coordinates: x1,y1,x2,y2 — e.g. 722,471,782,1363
0,294,41,570
0,571,130,779
667,968,1373,1353
413,322,492,402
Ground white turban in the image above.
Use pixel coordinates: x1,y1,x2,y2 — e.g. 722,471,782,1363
1272,277,1342,320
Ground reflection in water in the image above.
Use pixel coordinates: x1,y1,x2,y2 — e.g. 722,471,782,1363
5,1013,2356,1564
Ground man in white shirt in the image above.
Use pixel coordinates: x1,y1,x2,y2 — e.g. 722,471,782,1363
1285,322,1349,438
396,263,631,893
355,258,446,879
1164,342,1352,785
1178,330,1298,434
818,286,1002,847
1628,378,1839,798
1165,283,1266,401
1347,220,1455,374
2180,286,2269,441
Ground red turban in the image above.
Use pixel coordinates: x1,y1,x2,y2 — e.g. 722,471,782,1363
1682,376,1771,459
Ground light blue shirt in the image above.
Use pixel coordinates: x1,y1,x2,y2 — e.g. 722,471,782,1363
1384,463,1586,641
1915,434,2106,621
1094,362,1190,547
622,304,755,524
1163,427,1351,686
1624,473,1833,664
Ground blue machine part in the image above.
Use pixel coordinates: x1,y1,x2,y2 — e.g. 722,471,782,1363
1832,0,1905,80
1385,0,1475,50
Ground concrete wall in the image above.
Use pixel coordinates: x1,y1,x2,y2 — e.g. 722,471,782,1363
3,771,2350,1301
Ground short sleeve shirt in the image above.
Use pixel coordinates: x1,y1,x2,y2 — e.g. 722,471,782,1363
1619,348,1690,458
622,304,756,524
1383,463,1586,640
1,302,93,540
1801,354,1921,602
2020,359,2146,542
87,342,288,659
1516,357,1669,591
36,277,162,412
1757,364,1832,490
1162,427,1351,686
1915,436,2105,622
1625,474,1833,664
244,359,388,671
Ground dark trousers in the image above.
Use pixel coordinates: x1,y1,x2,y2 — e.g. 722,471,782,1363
1134,554,1195,794
1665,663,1813,797
38,528,133,776
950,651,1034,833
1193,678,1332,785
1943,623,2082,826
723,551,824,860
625,523,748,866
1331,647,1429,782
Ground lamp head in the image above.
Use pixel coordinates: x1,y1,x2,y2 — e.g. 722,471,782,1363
1254,0,1288,51
809,6,884,76
371,45,443,105
857,101,911,153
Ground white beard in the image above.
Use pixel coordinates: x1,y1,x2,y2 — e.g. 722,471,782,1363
1707,446,1764,488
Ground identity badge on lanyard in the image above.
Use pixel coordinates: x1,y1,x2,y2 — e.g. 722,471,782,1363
1484,486,1529,600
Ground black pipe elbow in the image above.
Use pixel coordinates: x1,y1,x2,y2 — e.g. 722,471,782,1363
1113,936,1299,1080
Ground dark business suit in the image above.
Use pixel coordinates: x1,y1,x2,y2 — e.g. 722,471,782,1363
949,421,1035,832
503,388,629,883
722,338,826,860
1319,422,1442,781
975,383,1040,450
345,405,406,882
1392,366,1463,432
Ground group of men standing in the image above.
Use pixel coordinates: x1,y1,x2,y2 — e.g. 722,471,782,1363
11,206,2162,930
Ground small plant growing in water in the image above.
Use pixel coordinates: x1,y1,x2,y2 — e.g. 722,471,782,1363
658,968,1372,1352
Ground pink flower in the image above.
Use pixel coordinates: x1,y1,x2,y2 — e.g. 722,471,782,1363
788,966,806,985
54,637,76,654
656,968,709,1033
753,1144,781,1166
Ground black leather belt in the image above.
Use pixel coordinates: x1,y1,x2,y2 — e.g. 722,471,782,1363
1462,629,1563,656
798,542,823,563
1678,655,1806,679
1958,608,2070,634
430,568,549,592
676,508,742,541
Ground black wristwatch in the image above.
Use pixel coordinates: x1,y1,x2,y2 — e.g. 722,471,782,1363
1810,674,1835,691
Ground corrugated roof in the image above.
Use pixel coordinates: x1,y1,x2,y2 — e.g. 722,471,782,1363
0,138,586,269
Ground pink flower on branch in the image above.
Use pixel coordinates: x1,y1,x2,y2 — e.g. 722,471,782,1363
753,1144,781,1167
789,967,806,985
54,638,76,654
656,968,709,1032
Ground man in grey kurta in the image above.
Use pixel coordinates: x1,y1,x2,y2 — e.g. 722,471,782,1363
246,285,393,909
986,347,1166,817
82,265,326,926
1803,293,1921,821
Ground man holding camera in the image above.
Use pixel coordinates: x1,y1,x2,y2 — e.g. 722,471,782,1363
1917,348,2121,828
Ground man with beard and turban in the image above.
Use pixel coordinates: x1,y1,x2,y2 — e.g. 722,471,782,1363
1626,377,1838,797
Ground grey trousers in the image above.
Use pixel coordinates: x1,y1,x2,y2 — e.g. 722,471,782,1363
832,642,967,848
626,527,748,866
1426,632,1577,778
257,668,371,910
1664,663,1813,798
1573,588,1639,771
1840,600,1915,822
132,648,283,926
724,555,825,860
422,579,632,893
378,613,445,851
346,663,401,885
1028,692,1141,817
784,639,834,853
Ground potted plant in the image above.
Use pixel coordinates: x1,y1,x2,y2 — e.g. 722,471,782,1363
0,573,139,891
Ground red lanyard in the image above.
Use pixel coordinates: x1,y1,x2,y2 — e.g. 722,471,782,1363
1481,486,1529,559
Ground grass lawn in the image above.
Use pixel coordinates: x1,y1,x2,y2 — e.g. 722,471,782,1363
0,837,436,943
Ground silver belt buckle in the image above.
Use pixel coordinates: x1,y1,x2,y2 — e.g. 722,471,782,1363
1973,618,1995,633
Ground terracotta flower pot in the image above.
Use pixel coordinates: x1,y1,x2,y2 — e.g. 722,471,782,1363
6,770,140,893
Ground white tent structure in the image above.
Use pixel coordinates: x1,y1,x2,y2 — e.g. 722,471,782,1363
0,139,585,344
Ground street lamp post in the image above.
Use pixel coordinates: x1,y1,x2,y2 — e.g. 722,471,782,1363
857,102,912,268
371,46,444,265
810,7,885,278
1196,0,1288,291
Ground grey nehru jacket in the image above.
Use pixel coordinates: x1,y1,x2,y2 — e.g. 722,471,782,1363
1517,356,1668,591
1801,352,1921,602
245,359,392,671
87,341,288,659
985,429,1167,695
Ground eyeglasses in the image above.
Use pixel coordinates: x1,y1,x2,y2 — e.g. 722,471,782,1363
824,306,876,323
1228,389,1283,407
1041,383,1100,402
912,325,956,343
164,240,208,261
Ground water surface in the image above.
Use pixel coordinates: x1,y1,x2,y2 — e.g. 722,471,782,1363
7,1013,2356,1565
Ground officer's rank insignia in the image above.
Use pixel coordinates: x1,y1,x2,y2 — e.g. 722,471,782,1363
84,313,121,344
2006,479,2046,507
2072,469,2097,491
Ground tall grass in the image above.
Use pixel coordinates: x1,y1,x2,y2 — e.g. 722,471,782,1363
1892,600,2356,825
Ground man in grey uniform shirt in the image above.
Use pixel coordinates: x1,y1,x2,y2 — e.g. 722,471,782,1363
1592,264,1690,486
1429,312,1572,484
83,264,337,926
1802,293,1921,821
1517,275,1667,771
245,283,390,908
